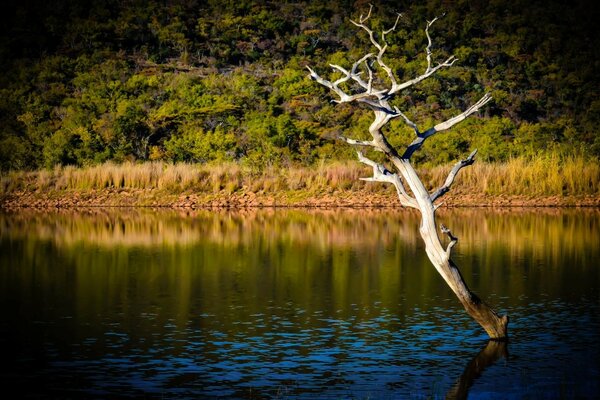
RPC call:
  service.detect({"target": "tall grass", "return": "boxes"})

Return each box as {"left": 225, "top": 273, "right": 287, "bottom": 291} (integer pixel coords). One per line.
{"left": 1, "top": 156, "right": 599, "bottom": 198}
{"left": 431, "top": 154, "right": 600, "bottom": 196}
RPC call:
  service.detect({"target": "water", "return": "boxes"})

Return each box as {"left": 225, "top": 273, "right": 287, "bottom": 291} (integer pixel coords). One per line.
{"left": 1, "top": 208, "right": 599, "bottom": 398}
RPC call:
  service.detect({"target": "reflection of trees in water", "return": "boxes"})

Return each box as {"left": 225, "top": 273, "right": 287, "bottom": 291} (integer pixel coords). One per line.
{"left": 1, "top": 208, "right": 598, "bottom": 253}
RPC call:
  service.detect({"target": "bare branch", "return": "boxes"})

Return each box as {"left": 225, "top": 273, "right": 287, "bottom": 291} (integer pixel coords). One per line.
{"left": 350, "top": 16, "right": 382, "bottom": 52}
{"left": 431, "top": 149, "right": 477, "bottom": 202}
{"left": 389, "top": 55, "right": 457, "bottom": 95}
{"left": 440, "top": 224, "right": 458, "bottom": 257}
{"left": 402, "top": 93, "right": 492, "bottom": 159}
{"left": 358, "top": 4, "right": 373, "bottom": 24}
{"left": 357, "top": 98, "right": 396, "bottom": 113}
{"left": 375, "top": 48, "right": 397, "bottom": 90}
{"left": 306, "top": 65, "right": 347, "bottom": 99}
{"left": 425, "top": 17, "right": 439, "bottom": 74}
{"left": 325, "top": 10, "right": 458, "bottom": 104}
{"left": 350, "top": 8, "right": 400, "bottom": 90}
{"left": 384, "top": 13, "right": 402, "bottom": 35}
{"left": 367, "top": 106, "right": 401, "bottom": 138}
{"left": 306, "top": 65, "right": 387, "bottom": 104}
{"left": 331, "top": 60, "right": 384, "bottom": 98}
{"left": 388, "top": 14, "right": 455, "bottom": 96}
{"left": 357, "top": 150, "right": 388, "bottom": 174}
{"left": 338, "top": 135, "right": 378, "bottom": 149}
{"left": 365, "top": 59, "right": 374, "bottom": 93}
{"left": 351, "top": 53, "right": 375, "bottom": 90}
{"left": 357, "top": 151, "right": 417, "bottom": 208}
{"left": 330, "top": 65, "right": 352, "bottom": 86}
{"left": 395, "top": 107, "right": 420, "bottom": 135}
{"left": 433, "top": 93, "right": 492, "bottom": 132}
{"left": 341, "top": 90, "right": 388, "bottom": 104}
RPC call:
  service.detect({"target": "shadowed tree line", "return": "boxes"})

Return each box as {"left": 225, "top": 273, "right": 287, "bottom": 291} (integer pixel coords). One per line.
{"left": 0, "top": 0, "right": 598, "bottom": 172}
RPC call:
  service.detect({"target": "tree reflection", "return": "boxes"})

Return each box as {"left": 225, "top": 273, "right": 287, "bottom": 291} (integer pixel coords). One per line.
{"left": 446, "top": 340, "right": 508, "bottom": 400}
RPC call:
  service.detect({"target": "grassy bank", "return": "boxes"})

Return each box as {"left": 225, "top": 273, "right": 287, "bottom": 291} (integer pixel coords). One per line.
{"left": 429, "top": 154, "right": 600, "bottom": 197}
{"left": 1, "top": 156, "right": 599, "bottom": 208}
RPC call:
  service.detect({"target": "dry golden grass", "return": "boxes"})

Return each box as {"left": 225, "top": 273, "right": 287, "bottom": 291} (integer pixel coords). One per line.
{"left": 1, "top": 156, "right": 599, "bottom": 198}
{"left": 432, "top": 154, "right": 600, "bottom": 196}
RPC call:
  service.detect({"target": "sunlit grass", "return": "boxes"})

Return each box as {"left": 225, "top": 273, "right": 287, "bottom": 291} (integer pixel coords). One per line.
{"left": 431, "top": 154, "right": 600, "bottom": 196}
{"left": 1, "top": 156, "right": 599, "bottom": 198}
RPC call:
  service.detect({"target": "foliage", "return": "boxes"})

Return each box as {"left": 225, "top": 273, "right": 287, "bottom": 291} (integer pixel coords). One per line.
{"left": 0, "top": 0, "right": 599, "bottom": 172}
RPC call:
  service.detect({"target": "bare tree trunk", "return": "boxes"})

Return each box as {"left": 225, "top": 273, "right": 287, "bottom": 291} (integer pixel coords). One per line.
{"left": 307, "top": 5, "right": 508, "bottom": 339}
{"left": 395, "top": 158, "right": 508, "bottom": 339}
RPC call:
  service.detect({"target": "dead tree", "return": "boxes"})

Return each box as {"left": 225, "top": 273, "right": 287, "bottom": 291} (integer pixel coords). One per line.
{"left": 307, "top": 6, "right": 508, "bottom": 339}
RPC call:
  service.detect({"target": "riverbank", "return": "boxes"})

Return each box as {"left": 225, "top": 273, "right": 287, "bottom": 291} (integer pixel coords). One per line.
{"left": 2, "top": 159, "right": 599, "bottom": 209}
{"left": 2, "top": 187, "right": 599, "bottom": 209}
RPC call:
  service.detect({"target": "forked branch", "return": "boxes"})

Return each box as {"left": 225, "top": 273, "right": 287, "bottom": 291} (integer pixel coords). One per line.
{"left": 425, "top": 16, "right": 446, "bottom": 74}
{"left": 387, "top": 15, "right": 456, "bottom": 95}
{"left": 440, "top": 224, "right": 458, "bottom": 257}
{"left": 350, "top": 6, "right": 401, "bottom": 90}
{"left": 431, "top": 149, "right": 477, "bottom": 202}
{"left": 433, "top": 93, "right": 492, "bottom": 132}
{"left": 357, "top": 151, "right": 417, "bottom": 208}
{"left": 338, "top": 135, "right": 378, "bottom": 149}
{"left": 402, "top": 93, "right": 492, "bottom": 159}
{"left": 308, "top": 9, "right": 463, "bottom": 108}
{"left": 307, "top": 64, "right": 386, "bottom": 104}
{"left": 425, "top": 17, "right": 438, "bottom": 74}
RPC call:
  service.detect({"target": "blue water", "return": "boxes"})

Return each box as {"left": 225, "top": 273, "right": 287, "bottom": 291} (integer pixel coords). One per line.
{"left": 1, "top": 208, "right": 599, "bottom": 398}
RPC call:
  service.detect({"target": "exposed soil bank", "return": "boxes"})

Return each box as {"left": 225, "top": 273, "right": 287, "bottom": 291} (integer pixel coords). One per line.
{"left": 2, "top": 188, "right": 599, "bottom": 209}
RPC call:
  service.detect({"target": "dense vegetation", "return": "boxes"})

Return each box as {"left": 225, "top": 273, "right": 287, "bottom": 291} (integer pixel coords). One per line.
{"left": 1, "top": 0, "right": 598, "bottom": 173}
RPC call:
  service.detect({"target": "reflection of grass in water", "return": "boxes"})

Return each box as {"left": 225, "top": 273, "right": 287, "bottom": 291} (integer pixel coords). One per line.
{"left": 0, "top": 207, "right": 423, "bottom": 249}
{"left": 1, "top": 208, "right": 597, "bottom": 262}
{"left": 2, "top": 156, "right": 599, "bottom": 197}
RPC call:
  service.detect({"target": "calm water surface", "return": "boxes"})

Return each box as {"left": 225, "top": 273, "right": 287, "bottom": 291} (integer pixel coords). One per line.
{"left": 1, "top": 208, "right": 599, "bottom": 399}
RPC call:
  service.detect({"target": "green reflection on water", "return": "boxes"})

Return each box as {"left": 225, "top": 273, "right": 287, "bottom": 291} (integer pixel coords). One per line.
{"left": 1, "top": 207, "right": 598, "bottom": 326}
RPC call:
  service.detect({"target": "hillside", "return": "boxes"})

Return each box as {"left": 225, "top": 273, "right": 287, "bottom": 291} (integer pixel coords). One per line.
{"left": 1, "top": 0, "right": 599, "bottom": 172}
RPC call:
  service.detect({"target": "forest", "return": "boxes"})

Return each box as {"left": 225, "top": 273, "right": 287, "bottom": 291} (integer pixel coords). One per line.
{"left": 0, "top": 0, "right": 598, "bottom": 173}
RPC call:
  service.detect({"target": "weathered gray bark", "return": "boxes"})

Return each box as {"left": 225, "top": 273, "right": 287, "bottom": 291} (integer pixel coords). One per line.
{"left": 395, "top": 157, "right": 508, "bottom": 339}
{"left": 308, "top": 6, "right": 508, "bottom": 339}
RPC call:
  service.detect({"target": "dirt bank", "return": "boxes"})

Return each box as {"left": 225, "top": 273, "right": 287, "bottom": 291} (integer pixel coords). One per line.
{"left": 2, "top": 188, "right": 599, "bottom": 209}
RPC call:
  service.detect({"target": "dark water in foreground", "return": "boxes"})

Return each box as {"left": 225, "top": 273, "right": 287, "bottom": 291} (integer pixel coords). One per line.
{"left": 0, "top": 208, "right": 599, "bottom": 399}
